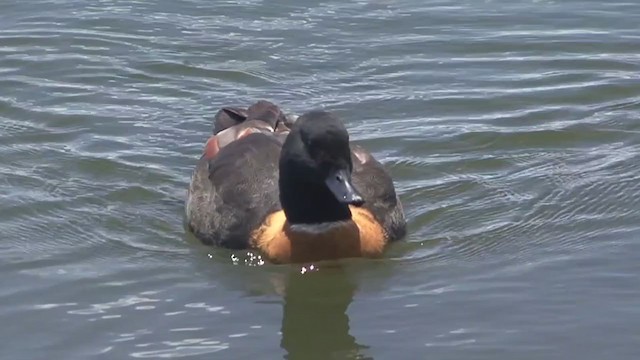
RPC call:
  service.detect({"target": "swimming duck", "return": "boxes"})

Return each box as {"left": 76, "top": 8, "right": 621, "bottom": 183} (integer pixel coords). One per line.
{"left": 186, "top": 103, "right": 406, "bottom": 264}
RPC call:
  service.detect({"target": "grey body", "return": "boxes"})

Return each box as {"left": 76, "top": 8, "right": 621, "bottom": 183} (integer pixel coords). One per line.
{"left": 185, "top": 123, "right": 405, "bottom": 249}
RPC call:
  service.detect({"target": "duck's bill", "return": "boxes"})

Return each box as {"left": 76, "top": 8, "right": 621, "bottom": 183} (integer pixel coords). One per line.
{"left": 325, "top": 169, "right": 365, "bottom": 206}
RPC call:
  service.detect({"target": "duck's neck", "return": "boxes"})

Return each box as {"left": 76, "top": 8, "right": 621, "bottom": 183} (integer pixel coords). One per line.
{"left": 279, "top": 177, "right": 352, "bottom": 225}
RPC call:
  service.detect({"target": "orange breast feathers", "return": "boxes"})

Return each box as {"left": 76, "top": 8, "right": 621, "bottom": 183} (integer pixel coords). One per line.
{"left": 251, "top": 206, "right": 387, "bottom": 264}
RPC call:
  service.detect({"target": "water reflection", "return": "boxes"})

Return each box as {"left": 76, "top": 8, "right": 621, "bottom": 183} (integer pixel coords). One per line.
{"left": 280, "top": 265, "right": 370, "bottom": 360}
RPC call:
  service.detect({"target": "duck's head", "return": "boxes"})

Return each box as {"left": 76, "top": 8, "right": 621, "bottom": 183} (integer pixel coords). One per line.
{"left": 279, "top": 111, "right": 364, "bottom": 225}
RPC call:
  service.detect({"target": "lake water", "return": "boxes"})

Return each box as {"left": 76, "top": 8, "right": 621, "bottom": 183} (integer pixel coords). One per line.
{"left": 2, "top": 0, "right": 640, "bottom": 359}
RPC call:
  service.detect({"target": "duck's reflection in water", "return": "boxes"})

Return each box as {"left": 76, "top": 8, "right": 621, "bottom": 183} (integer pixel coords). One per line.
{"left": 279, "top": 265, "right": 371, "bottom": 360}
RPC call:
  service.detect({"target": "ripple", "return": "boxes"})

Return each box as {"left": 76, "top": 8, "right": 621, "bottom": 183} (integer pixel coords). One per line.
{"left": 130, "top": 343, "right": 229, "bottom": 358}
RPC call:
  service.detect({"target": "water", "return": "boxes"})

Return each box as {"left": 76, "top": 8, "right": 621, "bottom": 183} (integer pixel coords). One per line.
{"left": 2, "top": 0, "right": 640, "bottom": 359}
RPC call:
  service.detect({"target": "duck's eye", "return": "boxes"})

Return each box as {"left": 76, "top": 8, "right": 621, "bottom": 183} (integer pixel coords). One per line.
{"left": 336, "top": 174, "right": 343, "bottom": 182}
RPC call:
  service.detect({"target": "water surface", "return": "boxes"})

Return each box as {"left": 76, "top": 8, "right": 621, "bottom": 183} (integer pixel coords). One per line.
{"left": 2, "top": 0, "right": 640, "bottom": 359}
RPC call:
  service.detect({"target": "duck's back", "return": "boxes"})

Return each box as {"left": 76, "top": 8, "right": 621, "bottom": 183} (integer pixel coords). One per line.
{"left": 186, "top": 133, "right": 283, "bottom": 249}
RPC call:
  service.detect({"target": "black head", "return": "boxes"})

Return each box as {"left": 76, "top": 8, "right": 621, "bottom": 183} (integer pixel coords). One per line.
{"left": 279, "top": 110, "right": 364, "bottom": 225}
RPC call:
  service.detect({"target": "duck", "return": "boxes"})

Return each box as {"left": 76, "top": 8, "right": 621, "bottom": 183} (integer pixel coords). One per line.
{"left": 186, "top": 101, "right": 406, "bottom": 264}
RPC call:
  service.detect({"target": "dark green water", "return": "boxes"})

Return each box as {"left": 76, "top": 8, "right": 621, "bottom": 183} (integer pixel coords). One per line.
{"left": 2, "top": 0, "right": 640, "bottom": 359}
